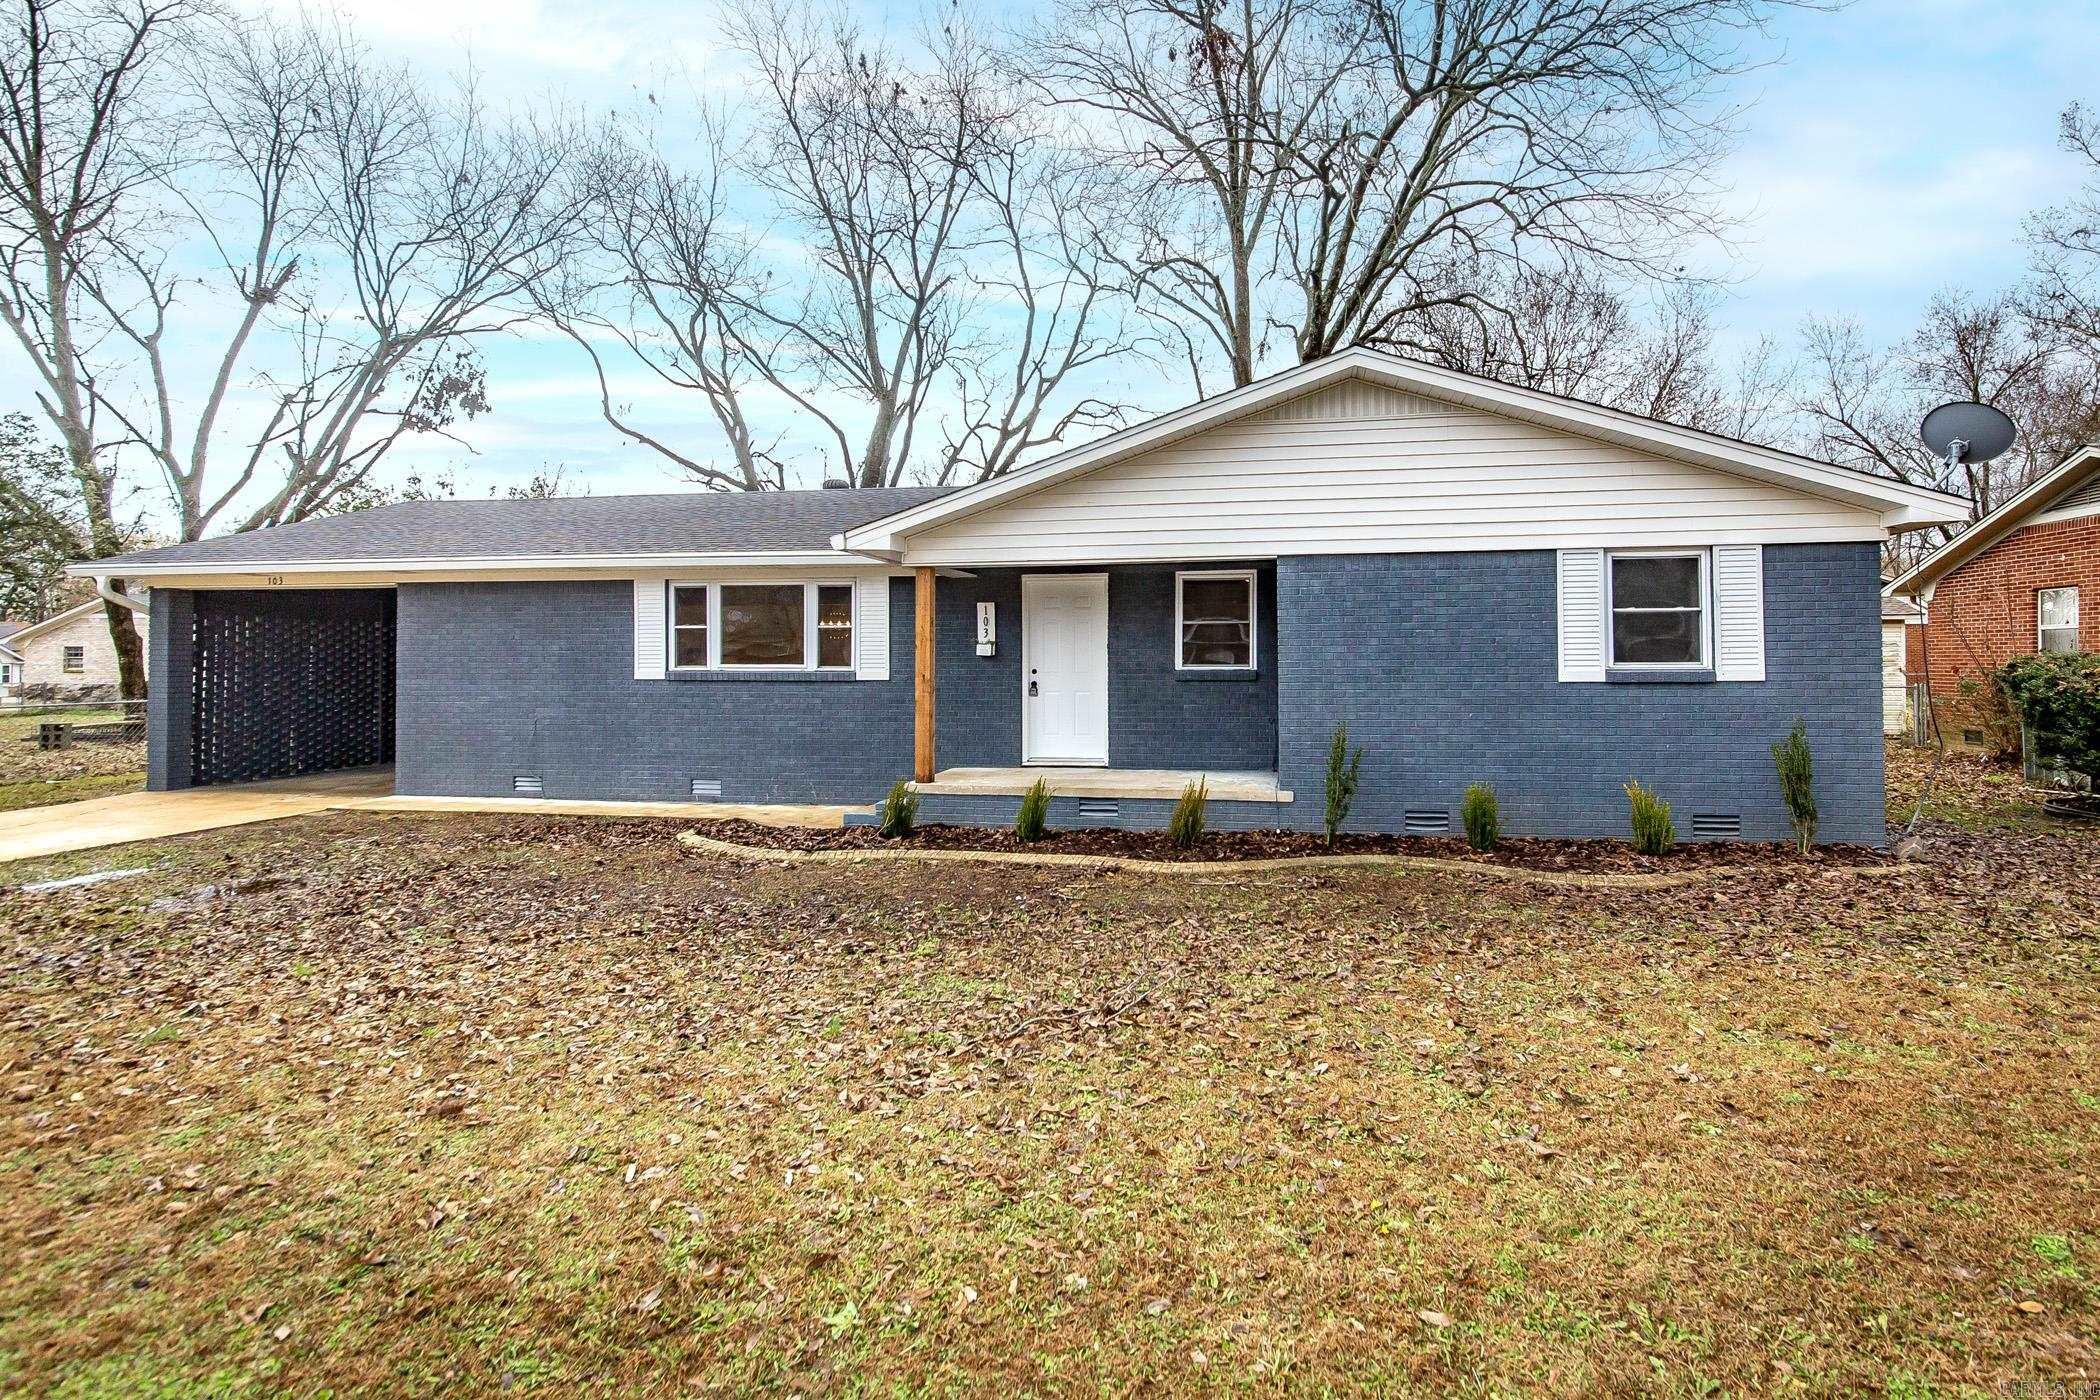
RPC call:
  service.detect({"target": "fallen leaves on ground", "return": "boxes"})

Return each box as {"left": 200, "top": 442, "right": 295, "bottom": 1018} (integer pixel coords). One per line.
{"left": 0, "top": 746, "right": 2094, "bottom": 1394}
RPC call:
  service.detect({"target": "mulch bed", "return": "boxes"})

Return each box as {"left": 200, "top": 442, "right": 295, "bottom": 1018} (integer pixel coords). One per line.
{"left": 687, "top": 817, "right": 1891, "bottom": 872}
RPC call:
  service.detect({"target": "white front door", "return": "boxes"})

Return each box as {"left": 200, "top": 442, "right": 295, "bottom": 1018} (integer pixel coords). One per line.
{"left": 1022, "top": 573, "right": 1109, "bottom": 765}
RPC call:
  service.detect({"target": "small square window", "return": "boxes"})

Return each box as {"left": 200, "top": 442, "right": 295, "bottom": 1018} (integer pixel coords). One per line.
{"left": 1609, "top": 552, "right": 1708, "bottom": 668}
{"left": 670, "top": 585, "right": 710, "bottom": 668}
{"left": 816, "top": 584, "right": 855, "bottom": 669}
{"left": 1177, "top": 572, "right": 1256, "bottom": 669}
{"left": 62, "top": 645, "right": 85, "bottom": 674}
{"left": 2039, "top": 586, "right": 2080, "bottom": 653}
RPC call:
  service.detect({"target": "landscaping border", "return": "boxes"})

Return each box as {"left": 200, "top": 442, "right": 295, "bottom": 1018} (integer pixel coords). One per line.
{"left": 677, "top": 831, "right": 1914, "bottom": 890}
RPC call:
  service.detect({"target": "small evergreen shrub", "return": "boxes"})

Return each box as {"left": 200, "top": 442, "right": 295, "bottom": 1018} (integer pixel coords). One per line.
{"left": 1168, "top": 778, "right": 1208, "bottom": 849}
{"left": 1996, "top": 652, "right": 2100, "bottom": 785}
{"left": 1624, "top": 780, "right": 1674, "bottom": 855}
{"left": 1323, "top": 723, "right": 1363, "bottom": 846}
{"left": 877, "top": 779, "right": 919, "bottom": 839}
{"left": 1014, "top": 778, "right": 1051, "bottom": 843}
{"left": 1461, "top": 783, "right": 1499, "bottom": 851}
{"left": 1771, "top": 720, "right": 1818, "bottom": 852}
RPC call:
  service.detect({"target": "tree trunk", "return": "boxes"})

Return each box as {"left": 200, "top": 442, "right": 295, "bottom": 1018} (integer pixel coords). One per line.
{"left": 100, "top": 588, "right": 148, "bottom": 702}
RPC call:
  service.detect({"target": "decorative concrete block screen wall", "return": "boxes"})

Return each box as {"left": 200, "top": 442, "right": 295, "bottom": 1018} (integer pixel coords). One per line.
{"left": 149, "top": 588, "right": 396, "bottom": 789}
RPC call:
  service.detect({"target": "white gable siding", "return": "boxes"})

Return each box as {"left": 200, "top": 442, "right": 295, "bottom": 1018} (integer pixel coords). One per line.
{"left": 1254, "top": 379, "right": 1440, "bottom": 422}
{"left": 901, "top": 399, "right": 1885, "bottom": 566}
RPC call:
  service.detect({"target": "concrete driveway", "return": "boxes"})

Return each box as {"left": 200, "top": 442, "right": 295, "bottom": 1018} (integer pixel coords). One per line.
{"left": 0, "top": 768, "right": 396, "bottom": 864}
{"left": 0, "top": 768, "right": 851, "bottom": 865}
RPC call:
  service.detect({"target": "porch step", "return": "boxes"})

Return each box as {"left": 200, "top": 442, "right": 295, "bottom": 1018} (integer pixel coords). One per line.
{"left": 911, "top": 767, "right": 1291, "bottom": 803}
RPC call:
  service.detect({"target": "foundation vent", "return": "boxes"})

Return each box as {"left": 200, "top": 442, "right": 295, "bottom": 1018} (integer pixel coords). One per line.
{"left": 1075, "top": 799, "right": 1121, "bottom": 824}
{"left": 690, "top": 778, "right": 724, "bottom": 799}
{"left": 512, "top": 775, "right": 544, "bottom": 796}
{"left": 1403, "top": 809, "right": 1451, "bottom": 835}
{"left": 1689, "top": 813, "right": 1741, "bottom": 839}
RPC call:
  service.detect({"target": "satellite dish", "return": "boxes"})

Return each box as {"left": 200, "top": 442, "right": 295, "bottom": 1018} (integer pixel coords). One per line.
{"left": 1920, "top": 401, "right": 2016, "bottom": 468}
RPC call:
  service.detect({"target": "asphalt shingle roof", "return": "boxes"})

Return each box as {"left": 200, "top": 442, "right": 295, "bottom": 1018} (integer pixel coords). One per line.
{"left": 91, "top": 487, "right": 953, "bottom": 571}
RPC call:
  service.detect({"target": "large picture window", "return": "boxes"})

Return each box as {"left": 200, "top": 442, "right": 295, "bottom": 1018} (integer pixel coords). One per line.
{"left": 2039, "top": 586, "right": 2080, "bottom": 653}
{"left": 668, "top": 581, "right": 855, "bottom": 671}
{"left": 1608, "top": 551, "right": 1708, "bottom": 668}
{"left": 1176, "top": 570, "right": 1256, "bottom": 669}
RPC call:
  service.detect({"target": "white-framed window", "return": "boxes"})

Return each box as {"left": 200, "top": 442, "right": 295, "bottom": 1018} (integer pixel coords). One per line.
{"left": 667, "top": 581, "right": 855, "bottom": 671}
{"left": 1606, "top": 549, "right": 1709, "bottom": 669}
{"left": 61, "top": 644, "right": 85, "bottom": 674}
{"left": 2038, "top": 586, "right": 2080, "bottom": 653}
{"left": 1176, "top": 569, "right": 1257, "bottom": 670}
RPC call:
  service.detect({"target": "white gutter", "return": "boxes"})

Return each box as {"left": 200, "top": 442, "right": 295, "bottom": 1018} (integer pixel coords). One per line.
{"left": 93, "top": 575, "right": 147, "bottom": 614}
{"left": 68, "top": 550, "right": 884, "bottom": 581}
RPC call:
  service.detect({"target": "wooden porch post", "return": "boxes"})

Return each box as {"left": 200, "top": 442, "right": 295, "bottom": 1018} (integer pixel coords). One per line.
{"left": 914, "top": 567, "right": 936, "bottom": 782}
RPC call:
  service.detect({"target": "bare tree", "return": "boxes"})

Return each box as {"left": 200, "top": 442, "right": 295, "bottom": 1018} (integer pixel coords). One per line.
{"left": 73, "top": 11, "right": 323, "bottom": 541}
{"left": 570, "top": 0, "right": 1140, "bottom": 490}
{"left": 215, "top": 41, "right": 589, "bottom": 528}
{"left": 1411, "top": 263, "right": 1792, "bottom": 439}
{"left": 543, "top": 108, "right": 784, "bottom": 492}
{"left": 1031, "top": 0, "right": 1778, "bottom": 390}
{"left": 0, "top": 0, "right": 195, "bottom": 696}
{"left": 1026, "top": 0, "right": 1340, "bottom": 390}
{"left": 2028, "top": 103, "right": 2100, "bottom": 368}
{"left": 1797, "top": 290, "right": 2100, "bottom": 567}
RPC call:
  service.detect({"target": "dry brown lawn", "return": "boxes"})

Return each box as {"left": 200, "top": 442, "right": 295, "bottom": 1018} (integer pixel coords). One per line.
{"left": 0, "top": 708, "right": 144, "bottom": 812}
{"left": 0, "top": 747, "right": 2096, "bottom": 1395}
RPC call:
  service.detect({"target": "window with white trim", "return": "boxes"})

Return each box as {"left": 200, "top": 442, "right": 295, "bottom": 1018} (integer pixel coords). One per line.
{"left": 62, "top": 645, "right": 85, "bottom": 674}
{"left": 1176, "top": 570, "right": 1256, "bottom": 669}
{"left": 667, "top": 581, "right": 855, "bottom": 670}
{"left": 2039, "top": 586, "right": 2080, "bottom": 653}
{"left": 1607, "top": 550, "right": 1709, "bottom": 668}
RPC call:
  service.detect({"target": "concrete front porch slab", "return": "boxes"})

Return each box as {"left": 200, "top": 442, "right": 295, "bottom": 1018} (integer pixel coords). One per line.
{"left": 913, "top": 767, "right": 1292, "bottom": 803}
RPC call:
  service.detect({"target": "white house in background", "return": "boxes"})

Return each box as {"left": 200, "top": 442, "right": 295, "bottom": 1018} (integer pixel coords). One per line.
{"left": 7, "top": 597, "right": 148, "bottom": 700}
{"left": 1880, "top": 595, "right": 1924, "bottom": 735}
{"left": 0, "top": 627, "right": 21, "bottom": 698}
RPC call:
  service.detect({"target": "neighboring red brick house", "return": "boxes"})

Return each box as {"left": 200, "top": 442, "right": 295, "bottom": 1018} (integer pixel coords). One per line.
{"left": 1886, "top": 444, "right": 2100, "bottom": 744}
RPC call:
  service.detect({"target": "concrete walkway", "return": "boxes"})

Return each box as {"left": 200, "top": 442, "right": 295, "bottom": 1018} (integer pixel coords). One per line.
{"left": 0, "top": 769, "right": 851, "bottom": 865}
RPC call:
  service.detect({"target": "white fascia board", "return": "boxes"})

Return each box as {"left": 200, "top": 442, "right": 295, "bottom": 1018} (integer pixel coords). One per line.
{"left": 842, "top": 348, "right": 1970, "bottom": 553}
{"left": 67, "top": 550, "right": 872, "bottom": 582}
{"left": 1885, "top": 444, "right": 2100, "bottom": 597}
{"left": 4, "top": 597, "right": 111, "bottom": 644}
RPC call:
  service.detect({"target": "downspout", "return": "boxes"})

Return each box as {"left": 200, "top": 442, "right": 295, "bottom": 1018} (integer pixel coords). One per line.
{"left": 93, "top": 575, "right": 147, "bottom": 615}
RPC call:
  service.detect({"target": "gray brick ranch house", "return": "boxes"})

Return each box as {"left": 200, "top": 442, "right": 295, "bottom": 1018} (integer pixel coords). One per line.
{"left": 75, "top": 350, "right": 1965, "bottom": 844}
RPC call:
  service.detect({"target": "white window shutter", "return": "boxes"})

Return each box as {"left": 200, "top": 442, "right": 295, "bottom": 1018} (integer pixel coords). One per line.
{"left": 1713, "top": 545, "right": 1765, "bottom": 681}
{"left": 633, "top": 577, "right": 666, "bottom": 680}
{"left": 855, "top": 574, "right": 891, "bottom": 680}
{"left": 1556, "top": 549, "right": 1606, "bottom": 682}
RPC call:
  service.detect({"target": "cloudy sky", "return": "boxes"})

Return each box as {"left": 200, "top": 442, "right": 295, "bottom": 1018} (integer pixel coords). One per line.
{"left": 21, "top": 0, "right": 2100, "bottom": 523}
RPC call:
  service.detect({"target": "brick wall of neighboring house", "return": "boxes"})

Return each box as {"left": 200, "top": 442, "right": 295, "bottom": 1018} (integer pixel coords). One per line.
{"left": 1910, "top": 514, "right": 2100, "bottom": 743}
{"left": 17, "top": 604, "right": 147, "bottom": 701}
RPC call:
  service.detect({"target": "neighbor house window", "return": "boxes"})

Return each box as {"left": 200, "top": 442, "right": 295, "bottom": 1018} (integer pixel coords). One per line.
{"left": 62, "top": 645, "right": 85, "bottom": 674}
{"left": 667, "top": 582, "right": 854, "bottom": 671}
{"left": 2039, "top": 586, "right": 2080, "bottom": 653}
{"left": 1608, "top": 550, "right": 1708, "bottom": 668}
{"left": 1176, "top": 570, "right": 1257, "bottom": 669}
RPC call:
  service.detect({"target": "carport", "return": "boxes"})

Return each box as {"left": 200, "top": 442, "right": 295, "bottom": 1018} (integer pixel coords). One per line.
{"left": 147, "top": 588, "right": 397, "bottom": 791}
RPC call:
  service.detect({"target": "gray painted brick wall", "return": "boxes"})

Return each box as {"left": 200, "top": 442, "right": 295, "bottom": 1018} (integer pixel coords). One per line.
{"left": 159, "top": 541, "right": 1884, "bottom": 844}
{"left": 395, "top": 579, "right": 916, "bottom": 803}
{"left": 1273, "top": 543, "right": 1887, "bottom": 845}
{"left": 933, "top": 564, "right": 1277, "bottom": 770}
{"left": 146, "top": 587, "right": 195, "bottom": 791}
